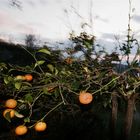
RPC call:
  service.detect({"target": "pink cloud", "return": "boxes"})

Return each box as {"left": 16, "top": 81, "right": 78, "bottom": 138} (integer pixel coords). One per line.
{"left": 0, "top": 11, "right": 16, "bottom": 27}
{"left": 15, "top": 23, "right": 35, "bottom": 34}
{"left": 119, "top": 54, "right": 140, "bottom": 63}
{"left": 0, "top": 10, "right": 36, "bottom": 35}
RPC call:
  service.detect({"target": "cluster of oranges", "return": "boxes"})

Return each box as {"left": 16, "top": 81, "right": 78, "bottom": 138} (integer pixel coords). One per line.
{"left": 15, "top": 74, "right": 33, "bottom": 82}
{"left": 2, "top": 91, "right": 93, "bottom": 136}
{"left": 3, "top": 99, "right": 17, "bottom": 119}
{"left": 2, "top": 71, "right": 93, "bottom": 136}
{"left": 15, "top": 121, "right": 47, "bottom": 136}
{"left": 3, "top": 98, "right": 47, "bottom": 136}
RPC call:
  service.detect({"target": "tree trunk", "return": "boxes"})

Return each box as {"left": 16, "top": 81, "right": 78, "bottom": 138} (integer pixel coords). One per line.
{"left": 110, "top": 92, "right": 118, "bottom": 140}
{"left": 123, "top": 93, "right": 137, "bottom": 140}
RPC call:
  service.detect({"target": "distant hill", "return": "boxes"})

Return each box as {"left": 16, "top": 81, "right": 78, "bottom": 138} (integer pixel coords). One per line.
{"left": 0, "top": 41, "right": 35, "bottom": 66}
{"left": 0, "top": 40, "right": 63, "bottom": 67}
{"left": 0, "top": 40, "right": 130, "bottom": 73}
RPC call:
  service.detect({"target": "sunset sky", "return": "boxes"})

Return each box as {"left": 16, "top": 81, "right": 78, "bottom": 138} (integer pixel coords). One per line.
{"left": 0, "top": 0, "right": 140, "bottom": 51}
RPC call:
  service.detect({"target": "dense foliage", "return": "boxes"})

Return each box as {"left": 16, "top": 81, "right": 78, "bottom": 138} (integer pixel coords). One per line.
{"left": 0, "top": 31, "right": 140, "bottom": 140}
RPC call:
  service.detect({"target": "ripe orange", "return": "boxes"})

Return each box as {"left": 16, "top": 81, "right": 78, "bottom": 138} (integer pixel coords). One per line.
{"left": 5, "top": 99, "right": 17, "bottom": 109}
{"left": 65, "top": 58, "right": 73, "bottom": 64}
{"left": 15, "top": 125, "right": 28, "bottom": 136}
{"left": 3, "top": 109, "right": 15, "bottom": 118}
{"left": 15, "top": 75, "right": 26, "bottom": 81}
{"left": 79, "top": 91, "right": 93, "bottom": 104}
{"left": 34, "top": 122, "right": 47, "bottom": 132}
{"left": 24, "top": 74, "right": 33, "bottom": 81}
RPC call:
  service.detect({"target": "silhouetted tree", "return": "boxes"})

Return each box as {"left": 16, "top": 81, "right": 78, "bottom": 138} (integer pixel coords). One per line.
{"left": 25, "top": 34, "right": 37, "bottom": 48}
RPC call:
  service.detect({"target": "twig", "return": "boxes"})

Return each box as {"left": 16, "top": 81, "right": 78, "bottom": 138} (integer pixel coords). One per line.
{"left": 92, "top": 76, "right": 120, "bottom": 95}
{"left": 28, "top": 101, "right": 63, "bottom": 128}
{"left": 59, "top": 86, "right": 66, "bottom": 105}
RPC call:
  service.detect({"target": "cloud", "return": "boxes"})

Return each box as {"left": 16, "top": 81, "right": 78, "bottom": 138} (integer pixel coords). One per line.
{"left": 23, "top": 0, "right": 48, "bottom": 7}
{"left": 119, "top": 54, "right": 139, "bottom": 63}
{"left": 18, "top": 0, "right": 36, "bottom": 7}
{"left": 0, "top": 34, "right": 11, "bottom": 42}
{"left": 133, "top": 14, "right": 140, "bottom": 23}
{"left": 25, "top": 0, "right": 36, "bottom": 7}
{"left": 0, "top": 11, "right": 16, "bottom": 27}
{"left": 101, "top": 32, "right": 128, "bottom": 43}
{"left": 27, "top": 0, "right": 36, "bottom": 7}
{"left": 27, "top": 22, "right": 45, "bottom": 28}
{"left": 15, "top": 23, "right": 35, "bottom": 34}
{"left": 94, "top": 15, "right": 109, "bottom": 23}
{"left": 39, "top": 0, "right": 48, "bottom": 5}
{"left": 101, "top": 33, "right": 116, "bottom": 40}
{"left": 96, "top": 38, "right": 117, "bottom": 53}
{"left": 0, "top": 10, "right": 36, "bottom": 37}
{"left": 0, "top": 12, "right": 8, "bottom": 25}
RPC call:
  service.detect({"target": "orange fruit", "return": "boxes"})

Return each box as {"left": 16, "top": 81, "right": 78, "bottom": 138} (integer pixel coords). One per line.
{"left": 15, "top": 125, "right": 28, "bottom": 136}
{"left": 5, "top": 99, "right": 17, "bottom": 109}
{"left": 15, "top": 75, "right": 26, "bottom": 81}
{"left": 24, "top": 74, "right": 33, "bottom": 81}
{"left": 79, "top": 91, "right": 93, "bottom": 104}
{"left": 34, "top": 122, "right": 47, "bottom": 132}
{"left": 65, "top": 58, "right": 73, "bottom": 64}
{"left": 3, "top": 109, "right": 15, "bottom": 118}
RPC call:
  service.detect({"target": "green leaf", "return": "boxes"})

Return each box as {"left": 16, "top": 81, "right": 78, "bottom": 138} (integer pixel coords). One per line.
{"left": 15, "top": 82, "right": 22, "bottom": 90}
{"left": 47, "top": 64, "right": 54, "bottom": 72}
{"left": 43, "top": 87, "right": 52, "bottom": 95}
{"left": 0, "top": 63, "right": 7, "bottom": 70}
{"left": 22, "top": 82, "right": 32, "bottom": 87}
{"left": 55, "top": 68, "right": 59, "bottom": 75}
{"left": 4, "top": 77, "right": 9, "bottom": 84}
{"left": 25, "top": 94, "right": 33, "bottom": 103}
{"left": 24, "top": 117, "right": 30, "bottom": 123}
{"left": 4, "top": 76, "right": 13, "bottom": 84}
{"left": 17, "top": 99, "right": 25, "bottom": 103}
{"left": 83, "top": 40, "right": 92, "bottom": 49}
{"left": 18, "top": 104, "right": 27, "bottom": 110}
{"left": 8, "top": 76, "right": 13, "bottom": 81}
{"left": 54, "top": 90, "right": 59, "bottom": 98}
{"left": 38, "top": 49, "right": 51, "bottom": 55}
{"left": 44, "top": 72, "right": 52, "bottom": 77}
{"left": 4, "top": 112, "right": 11, "bottom": 122}
{"left": 8, "top": 68, "right": 17, "bottom": 73}
{"left": 21, "top": 86, "right": 30, "bottom": 90}
{"left": 34, "top": 60, "right": 45, "bottom": 68}
{"left": 14, "top": 111, "right": 24, "bottom": 118}
{"left": 71, "top": 81, "right": 80, "bottom": 90}
{"left": 61, "top": 70, "right": 67, "bottom": 75}
{"left": 103, "top": 102, "right": 108, "bottom": 108}
{"left": 67, "top": 71, "right": 72, "bottom": 75}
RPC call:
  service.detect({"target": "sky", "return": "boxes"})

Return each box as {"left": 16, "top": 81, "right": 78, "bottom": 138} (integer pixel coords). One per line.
{"left": 0, "top": 0, "right": 140, "bottom": 52}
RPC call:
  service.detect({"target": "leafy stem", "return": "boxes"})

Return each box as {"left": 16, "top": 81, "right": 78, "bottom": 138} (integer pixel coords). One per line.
{"left": 92, "top": 76, "right": 120, "bottom": 95}
{"left": 28, "top": 101, "right": 63, "bottom": 128}
{"left": 20, "top": 45, "right": 44, "bottom": 74}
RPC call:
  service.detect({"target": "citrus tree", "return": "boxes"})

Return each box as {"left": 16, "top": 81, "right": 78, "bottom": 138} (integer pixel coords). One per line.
{"left": 1, "top": 28, "right": 140, "bottom": 140}
{"left": 0, "top": 0, "right": 139, "bottom": 140}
